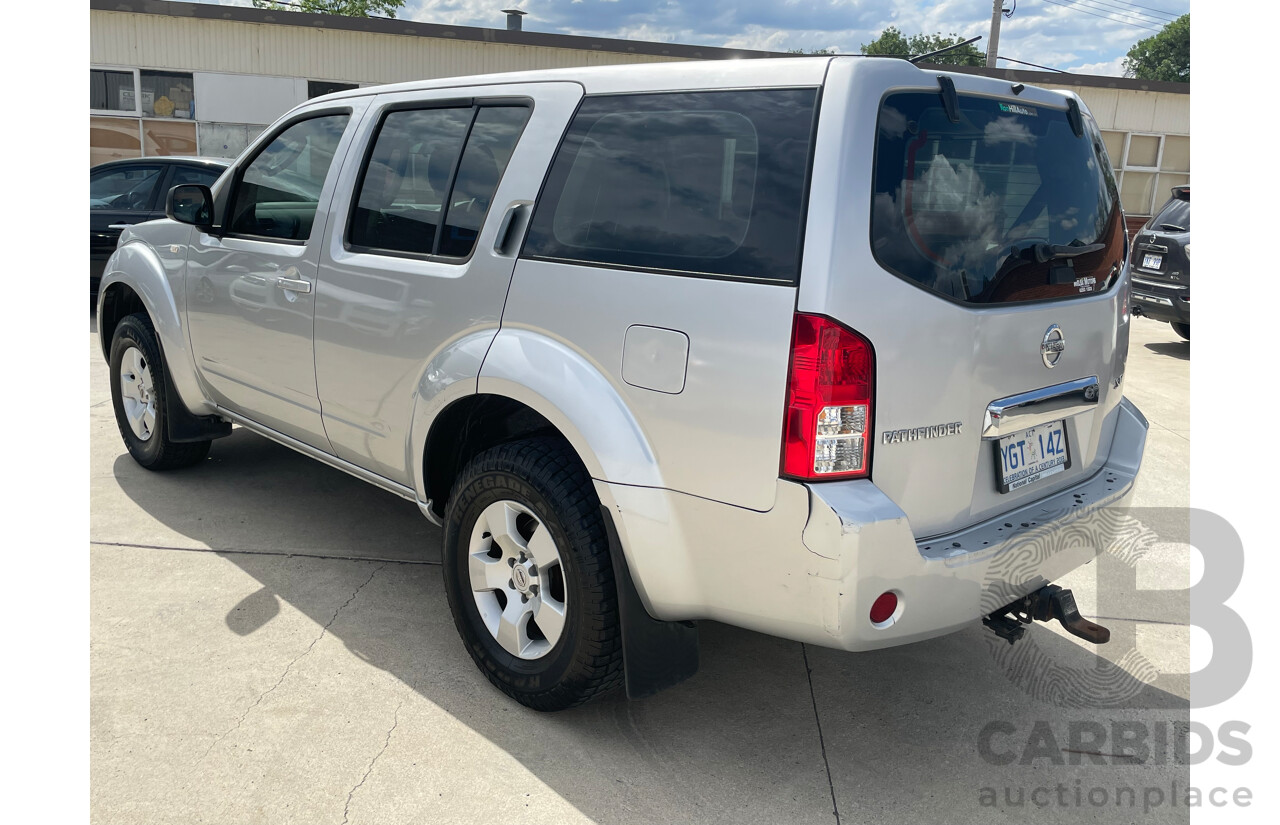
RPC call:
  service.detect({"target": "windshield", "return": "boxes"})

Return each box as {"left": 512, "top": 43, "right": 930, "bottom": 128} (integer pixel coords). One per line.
{"left": 1150, "top": 194, "right": 1190, "bottom": 231}
{"left": 871, "top": 91, "right": 1125, "bottom": 304}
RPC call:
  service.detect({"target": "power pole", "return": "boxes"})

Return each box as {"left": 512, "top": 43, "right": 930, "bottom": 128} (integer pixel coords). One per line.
{"left": 986, "top": 0, "right": 1003, "bottom": 68}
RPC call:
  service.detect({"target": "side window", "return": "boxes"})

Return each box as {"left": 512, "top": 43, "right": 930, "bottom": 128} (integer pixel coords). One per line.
{"left": 523, "top": 89, "right": 818, "bottom": 283}
{"left": 438, "top": 106, "right": 530, "bottom": 257}
{"left": 349, "top": 107, "right": 472, "bottom": 256}
{"left": 171, "top": 165, "right": 224, "bottom": 188}
{"left": 227, "top": 114, "right": 350, "bottom": 242}
{"left": 90, "top": 165, "right": 164, "bottom": 212}
{"left": 349, "top": 104, "right": 530, "bottom": 259}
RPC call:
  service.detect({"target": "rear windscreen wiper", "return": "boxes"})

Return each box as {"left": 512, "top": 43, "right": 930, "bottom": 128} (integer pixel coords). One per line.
{"left": 1032, "top": 242, "right": 1104, "bottom": 263}
{"left": 1158, "top": 224, "right": 1188, "bottom": 232}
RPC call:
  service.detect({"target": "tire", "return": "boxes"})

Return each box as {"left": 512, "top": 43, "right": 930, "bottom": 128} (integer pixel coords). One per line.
{"left": 1171, "top": 322, "right": 1190, "bottom": 341}
{"left": 109, "top": 313, "right": 213, "bottom": 471}
{"left": 442, "top": 437, "right": 623, "bottom": 711}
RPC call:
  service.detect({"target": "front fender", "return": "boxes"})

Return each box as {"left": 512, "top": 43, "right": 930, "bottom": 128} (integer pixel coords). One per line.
{"left": 97, "top": 225, "right": 213, "bottom": 418}
{"left": 477, "top": 328, "right": 662, "bottom": 488}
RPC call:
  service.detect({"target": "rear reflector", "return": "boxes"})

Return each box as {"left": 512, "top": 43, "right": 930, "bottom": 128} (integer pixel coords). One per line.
{"left": 870, "top": 591, "right": 898, "bottom": 625}
{"left": 781, "top": 314, "right": 874, "bottom": 480}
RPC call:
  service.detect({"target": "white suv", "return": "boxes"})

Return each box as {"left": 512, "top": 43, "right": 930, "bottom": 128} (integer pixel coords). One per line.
{"left": 97, "top": 57, "right": 1147, "bottom": 710}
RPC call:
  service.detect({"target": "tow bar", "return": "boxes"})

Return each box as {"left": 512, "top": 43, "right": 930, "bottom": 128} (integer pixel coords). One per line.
{"left": 983, "top": 585, "right": 1111, "bottom": 645}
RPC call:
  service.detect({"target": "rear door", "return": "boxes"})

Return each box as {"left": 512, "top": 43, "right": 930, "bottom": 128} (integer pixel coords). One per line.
{"left": 312, "top": 82, "right": 582, "bottom": 485}
{"left": 802, "top": 60, "right": 1130, "bottom": 537}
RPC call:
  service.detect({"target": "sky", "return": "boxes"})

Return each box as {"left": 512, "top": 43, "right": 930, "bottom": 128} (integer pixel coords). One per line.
{"left": 182, "top": 1, "right": 1192, "bottom": 77}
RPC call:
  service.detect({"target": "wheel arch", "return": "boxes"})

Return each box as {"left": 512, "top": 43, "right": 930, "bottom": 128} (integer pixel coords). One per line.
{"left": 416, "top": 327, "right": 663, "bottom": 519}
{"left": 96, "top": 239, "right": 212, "bottom": 418}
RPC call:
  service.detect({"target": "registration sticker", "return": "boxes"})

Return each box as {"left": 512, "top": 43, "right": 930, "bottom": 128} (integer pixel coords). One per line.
{"left": 996, "top": 420, "right": 1070, "bottom": 493}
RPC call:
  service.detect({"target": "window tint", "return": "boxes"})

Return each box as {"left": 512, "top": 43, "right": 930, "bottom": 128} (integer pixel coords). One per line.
{"left": 90, "top": 165, "right": 164, "bottom": 211}
{"left": 439, "top": 106, "right": 530, "bottom": 257}
{"left": 349, "top": 107, "right": 472, "bottom": 256}
{"left": 170, "top": 165, "right": 224, "bottom": 188}
{"left": 523, "top": 89, "right": 818, "bottom": 283}
{"left": 871, "top": 92, "right": 1125, "bottom": 304}
{"left": 228, "top": 114, "right": 349, "bottom": 241}
{"left": 350, "top": 104, "right": 529, "bottom": 259}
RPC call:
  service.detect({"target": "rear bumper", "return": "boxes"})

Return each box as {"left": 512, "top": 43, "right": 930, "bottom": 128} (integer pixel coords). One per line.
{"left": 600, "top": 397, "right": 1148, "bottom": 652}
{"left": 1130, "top": 278, "right": 1190, "bottom": 324}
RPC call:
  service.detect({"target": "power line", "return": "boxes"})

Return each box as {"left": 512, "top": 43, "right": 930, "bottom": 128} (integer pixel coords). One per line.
{"left": 1060, "top": 0, "right": 1177, "bottom": 25}
{"left": 1038, "top": 0, "right": 1165, "bottom": 33}
{"left": 1090, "top": 0, "right": 1183, "bottom": 18}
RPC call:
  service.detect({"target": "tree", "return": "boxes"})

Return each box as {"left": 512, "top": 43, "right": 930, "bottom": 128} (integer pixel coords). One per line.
{"left": 1123, "top": 14, "right": 1189, "bottom": 83}
{"left": 860, "top": 27, "right": 986, "bottom": 67}
{"left": 251, "top": 1, "right": 406, "bottom": 18}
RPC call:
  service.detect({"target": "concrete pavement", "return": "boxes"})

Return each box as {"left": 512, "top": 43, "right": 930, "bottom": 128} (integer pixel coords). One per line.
{"left": 90, "top": 312, "right": 1191, "bottom": 824}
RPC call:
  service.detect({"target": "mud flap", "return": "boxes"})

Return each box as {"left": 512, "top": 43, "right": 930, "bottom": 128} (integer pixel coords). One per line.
{"left": 599, "top": 505, "right": 700, "bottom": 699}
{"left": 164, "top": 389, "right": 231, "bottom": 443}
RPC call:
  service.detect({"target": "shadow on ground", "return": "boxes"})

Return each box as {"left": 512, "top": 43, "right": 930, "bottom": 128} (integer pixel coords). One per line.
{"left": 1144, "top": 341, "right": 1190, "bottom": 361}
{"left": 108, "top": 429, "right": 1190, "bottom": 824}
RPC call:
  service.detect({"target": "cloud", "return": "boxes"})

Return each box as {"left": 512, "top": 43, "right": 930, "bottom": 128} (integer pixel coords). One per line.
{"left": 169, "top": 1, "right": 1189, "bottom": 75}
{"left": 1067, "top": 56, "right": 1127, "bottom": 78}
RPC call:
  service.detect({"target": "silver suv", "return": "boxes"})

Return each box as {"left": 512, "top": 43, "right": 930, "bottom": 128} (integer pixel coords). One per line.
{"left": 97, "top": 57, "right": 1147, "bottom": 711}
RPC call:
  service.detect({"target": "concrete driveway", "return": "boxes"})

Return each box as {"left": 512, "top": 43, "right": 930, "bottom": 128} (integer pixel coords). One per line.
{"left": 90, "top": 312, "right": 1191, "bottom": 825}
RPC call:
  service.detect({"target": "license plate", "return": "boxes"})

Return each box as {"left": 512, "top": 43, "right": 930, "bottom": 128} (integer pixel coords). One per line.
{"left": 996, "top": 420, "right": 1069, "bottom": 493}
{"left": 1142, "top": 252, "right": 1163, "bottom": 269}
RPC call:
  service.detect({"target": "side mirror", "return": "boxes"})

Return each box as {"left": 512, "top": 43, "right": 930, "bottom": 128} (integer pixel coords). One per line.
{"left": 166, "top": 184, "right": 214, "bottom": 228}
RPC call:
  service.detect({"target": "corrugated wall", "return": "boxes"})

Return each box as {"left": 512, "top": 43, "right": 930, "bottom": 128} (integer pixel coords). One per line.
{"left": 1060, "top": 87, "right": 1189, "bottom": 136}
{"left": 90, "top": 10, "right": 685, "bottom": 84}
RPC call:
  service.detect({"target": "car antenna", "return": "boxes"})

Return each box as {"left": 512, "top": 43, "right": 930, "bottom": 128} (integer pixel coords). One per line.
{"left": 909, "top": 35, "right": 983, "bottom": 64}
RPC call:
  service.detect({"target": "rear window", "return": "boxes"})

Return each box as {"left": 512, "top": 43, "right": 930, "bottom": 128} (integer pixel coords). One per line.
{"left": 1150, "top": 192, "right": 1190, "bottom": 232}
{"left": 523, "top": 89, "right": 818, "bottom": 283}
{"left": 871, "top": 91, "right": 1125, "bottom": 304}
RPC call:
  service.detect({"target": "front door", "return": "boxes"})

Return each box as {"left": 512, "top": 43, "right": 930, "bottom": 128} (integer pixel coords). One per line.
{"left": 185, "top": 105, "right": 367, "bottom": 450}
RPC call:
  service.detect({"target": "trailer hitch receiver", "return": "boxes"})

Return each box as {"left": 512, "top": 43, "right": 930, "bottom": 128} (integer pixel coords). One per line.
{"left": 983, "top": 585, "right": 1111, "bottom": 645}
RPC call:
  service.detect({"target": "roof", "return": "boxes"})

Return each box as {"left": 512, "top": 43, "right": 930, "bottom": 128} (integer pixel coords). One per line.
{"left": 308, "top": 57, "right": 835, "bottom": 102}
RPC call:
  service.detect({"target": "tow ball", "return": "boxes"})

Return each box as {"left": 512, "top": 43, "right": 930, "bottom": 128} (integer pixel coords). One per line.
{"left": 983, "top": 585, "right": 1111, "bottom": 645}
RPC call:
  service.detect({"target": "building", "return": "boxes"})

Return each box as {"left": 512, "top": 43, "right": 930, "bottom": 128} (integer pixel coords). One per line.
{"left": 89, "top": 0, "right": 1189, "bottom": 221}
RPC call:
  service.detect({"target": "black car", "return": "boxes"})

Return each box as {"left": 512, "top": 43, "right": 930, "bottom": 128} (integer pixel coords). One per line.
{"left": 1128, "top": 185, "right": 1190, "bottom": 340}
{"left": 91, "top": 157, "right": 229, "bottom": 294}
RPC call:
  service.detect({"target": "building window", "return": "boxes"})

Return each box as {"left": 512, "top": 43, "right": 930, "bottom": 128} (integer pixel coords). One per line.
{"left": 309, "top": 80, "right": 359, "bottom": 99}
{"left": 91, "top": 68, "right": 140, "bottom": 115}
{"left": 140, "top": 70, "right": 195, "bottom": 119}
{"left": 1100, "top": 130, "right": 1190, "bottom": 216}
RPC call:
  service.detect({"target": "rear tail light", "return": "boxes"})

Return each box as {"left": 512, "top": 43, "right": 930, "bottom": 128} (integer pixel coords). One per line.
{"left": 781, "top": 313, "right": 874, "bottom": 480}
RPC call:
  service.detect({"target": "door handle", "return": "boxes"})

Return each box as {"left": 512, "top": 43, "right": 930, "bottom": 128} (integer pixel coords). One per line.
{"left": 493, "top": 202, "right": 531, "bottom": 256}
{"left": 276, "top": 277, "right": 312, "bottom": 294}
{"left": 982, "top": 376, "right": 1100, "bottom": 439}
{"left": 108, "top": 223, "right": 134, "bottom": 230}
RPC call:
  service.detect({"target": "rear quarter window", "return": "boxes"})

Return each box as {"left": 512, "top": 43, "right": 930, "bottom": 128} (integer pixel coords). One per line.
{"left": 523, "top": 88, "right": 818, "bottom": 283}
